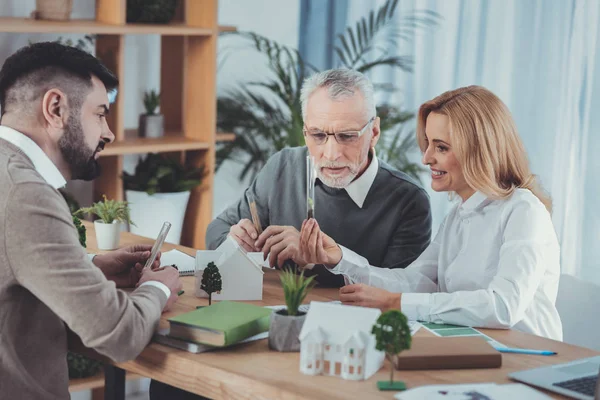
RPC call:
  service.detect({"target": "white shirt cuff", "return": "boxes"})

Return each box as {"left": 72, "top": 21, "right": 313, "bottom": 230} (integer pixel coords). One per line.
{"left": 87, "top": 253, "right": 96, "bottom": 262}
{"left": 139, "top": 281, "right": 171, "bottom": 300}
{"left": 328, "top": 246, "right": 371, "bottom": 285}
{"left": 401, "top": 292, "right": 432, "bottom": 322}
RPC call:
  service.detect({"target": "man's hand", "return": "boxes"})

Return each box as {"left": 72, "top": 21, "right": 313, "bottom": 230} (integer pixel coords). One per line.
{"left": 138, "top": 266, "right": 183, "bottom": 312}
{"left": 255, "top": 225, "right": 305, "bottom": 269}
{"left": 93, "top": 245, "right": 161, "bottom": 288}
{"left": 229, "top": 219, "right": 260, "bottom": 252}
{"left": 339, "top": 284, "right": 402, "bottom": 312}
{"left": 299, "top": 219, "right": 342, "bottom": 267}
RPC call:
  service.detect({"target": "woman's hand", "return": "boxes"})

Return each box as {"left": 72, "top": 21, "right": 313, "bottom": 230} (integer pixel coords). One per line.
{"left": 299, "top": 218, "right": 342, "bottom": 267}
{"left": 339, "top": 283, "right": 402, "bottom": 312}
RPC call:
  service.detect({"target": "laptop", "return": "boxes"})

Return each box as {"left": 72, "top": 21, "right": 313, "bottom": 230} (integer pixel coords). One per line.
{"left": 509, "top": 356, "right": 600, "bottom": 399}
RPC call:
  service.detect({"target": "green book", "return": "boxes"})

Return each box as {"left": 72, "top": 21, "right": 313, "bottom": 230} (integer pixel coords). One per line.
{"left": 167, "top": 301, "right": 272, "bottom": 347}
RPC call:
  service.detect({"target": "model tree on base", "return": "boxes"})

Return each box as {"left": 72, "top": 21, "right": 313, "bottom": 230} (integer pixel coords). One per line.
{"left": 372, "top": 310, "right": 412, "bottom": 391}
{"left": 201, "top": 262, "right": 222, "bottom": 305}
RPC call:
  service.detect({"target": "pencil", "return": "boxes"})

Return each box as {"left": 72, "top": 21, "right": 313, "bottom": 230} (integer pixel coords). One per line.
{"left": 246, "top": 192, "right": 263, "bottom": 235}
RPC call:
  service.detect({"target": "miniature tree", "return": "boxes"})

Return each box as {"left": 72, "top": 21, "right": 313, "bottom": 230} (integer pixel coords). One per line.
{"left": 201, "top": 262, "right": 222, "bottom": 305}
{"left": 372, "top": 310, "right": 412, "bottom": 391}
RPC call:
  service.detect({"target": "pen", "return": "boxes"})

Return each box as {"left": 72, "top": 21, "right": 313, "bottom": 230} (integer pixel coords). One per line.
{"left": 494, "top": 347, "right": 556, "bottom": 356}
{"left": 177, "top": 290, "right": 184, "bottom": 296}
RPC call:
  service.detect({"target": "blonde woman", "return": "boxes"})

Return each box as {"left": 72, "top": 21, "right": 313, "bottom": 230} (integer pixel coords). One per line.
{"left": 298, "top": 85, "right": 562, "bottom": 340}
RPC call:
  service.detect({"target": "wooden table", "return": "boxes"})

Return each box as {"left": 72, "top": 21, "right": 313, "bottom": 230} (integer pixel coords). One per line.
{"left": 84, "top": 224, "right": 599, "bottom": 399}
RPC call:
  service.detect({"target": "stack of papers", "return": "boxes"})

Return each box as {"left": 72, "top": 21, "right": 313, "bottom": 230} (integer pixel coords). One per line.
{"left": 394, "top": 383, "right": 551, "bottom": 399}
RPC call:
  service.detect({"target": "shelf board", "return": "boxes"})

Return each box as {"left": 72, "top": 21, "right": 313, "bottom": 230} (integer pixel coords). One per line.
{"left": 100, "top": 136, "right": 211, "bottom": 156}
{"left": 69, "top": 372, "right": 142, "bottom": 392}
{"left": 0, "top": 18, "right": 234, "bottom": 35}
{"left": 216, "top": 132, "right": 236, "bottom": 142}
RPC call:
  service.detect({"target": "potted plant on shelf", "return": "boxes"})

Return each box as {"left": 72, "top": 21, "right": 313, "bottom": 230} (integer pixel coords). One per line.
{"left": 126, "top": 0, "right": 178, "bottom": 24}
{"left": 372, "top": 310, "right": 412, "bottom": 391}
{"left": 138, "top": 90, "right": 163, "bottom": 138}
{"left": 75, "top": 195, "right": 134, "bottom": 250}
{"left": 269, "top": 267, "right": 315, "bottom": 352}
{"left": 33, "top": 0, "right": 73, "bottom": 21}
{"left": 122, "top": 153, "right": 204, "bottom": 244}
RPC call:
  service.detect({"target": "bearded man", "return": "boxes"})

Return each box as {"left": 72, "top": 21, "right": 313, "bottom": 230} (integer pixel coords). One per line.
{"left": 206, "top": 68, "right": 432, "bottom": 287}
{"left": 0, "top": 42, "right": 183, "bottom": 399}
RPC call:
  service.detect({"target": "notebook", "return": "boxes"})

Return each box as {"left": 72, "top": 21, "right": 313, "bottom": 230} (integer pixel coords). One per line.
{"left": 395, "top": 336, "right": 502, "bottom": 370}
{"left": 168, "top": 301, "right": 272, "bottom": 347}
{"left": 160, "top": 249, "right": 195, "bottom": 276}
{"left": 153, "top": 327, "right": 269, "bottom": 353}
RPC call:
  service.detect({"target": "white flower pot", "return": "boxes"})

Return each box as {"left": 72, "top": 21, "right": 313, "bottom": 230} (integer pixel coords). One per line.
{"left": 126, "top": 190, "right": 191, "bottom": 244}
{"left": 138, "top": 114, "right": 164, "bottom": 138}
{"left": 94, "top": 220, "right": 121, "bottom": 250}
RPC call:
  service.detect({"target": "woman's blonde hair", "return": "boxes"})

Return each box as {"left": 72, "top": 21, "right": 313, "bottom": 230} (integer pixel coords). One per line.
{"left": 416, "top": 85, "right": 552, "bottom": 212}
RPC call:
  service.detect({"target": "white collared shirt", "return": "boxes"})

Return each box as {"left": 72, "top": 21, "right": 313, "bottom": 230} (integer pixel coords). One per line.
{"left": 331, "top": 188, "right": 563, "bottom": 340}
{"left": 0, "top": 125, "right": 171, "bottom": 300}
{"left": 0, "top": 126, "right": 66, "bottom": 189}
{"left": 343, "top": 154, "right": 379, "bottom": 208}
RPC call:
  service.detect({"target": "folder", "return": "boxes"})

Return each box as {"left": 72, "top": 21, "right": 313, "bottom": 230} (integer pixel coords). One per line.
{"left": 395, "top": 336, "right": 502, "bottom": 370}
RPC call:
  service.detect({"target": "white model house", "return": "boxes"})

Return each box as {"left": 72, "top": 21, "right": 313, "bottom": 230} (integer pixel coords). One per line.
{"left": 299, "top": 302, "right": 384, "bottom": 380}
{"left": 194, "top": 236, "right": 264, "bottom": 301}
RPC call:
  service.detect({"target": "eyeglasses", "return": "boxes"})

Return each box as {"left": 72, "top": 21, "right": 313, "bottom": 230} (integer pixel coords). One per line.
{"left": 303, "top": 117, "right": 375, "bottom": 145}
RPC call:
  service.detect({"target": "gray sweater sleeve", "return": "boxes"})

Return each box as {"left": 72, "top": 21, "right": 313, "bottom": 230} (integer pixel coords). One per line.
{"left": 5, "top": 182, "right": 167, "bottom": 363}
{"left": 206, "top": 151, "right": 284, "bottom": 250}
{"left": 381, "top": 186, "right": 432, "bottom": 269}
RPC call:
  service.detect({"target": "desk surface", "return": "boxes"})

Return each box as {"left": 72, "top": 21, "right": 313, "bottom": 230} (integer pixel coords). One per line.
{"left": 86, "top": 223, "right": 599, "bottom": 399}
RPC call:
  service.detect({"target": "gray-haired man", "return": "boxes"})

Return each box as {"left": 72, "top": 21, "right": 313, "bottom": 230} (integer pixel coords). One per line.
{"left": 207, "top": 68, "right": 432, "bottom": 287}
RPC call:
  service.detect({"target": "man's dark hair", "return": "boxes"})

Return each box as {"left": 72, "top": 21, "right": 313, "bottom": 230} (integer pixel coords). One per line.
{"left": 0, "top": 41, "right": 118, "bottom": 116}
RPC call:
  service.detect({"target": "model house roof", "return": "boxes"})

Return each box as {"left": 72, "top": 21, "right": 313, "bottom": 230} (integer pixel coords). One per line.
{"left": 299, "top": 302, "right": 381, "bottom": 346}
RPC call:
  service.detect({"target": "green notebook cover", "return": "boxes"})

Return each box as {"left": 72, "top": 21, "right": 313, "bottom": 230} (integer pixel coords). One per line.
{"left": 168, "top": 301, "right": 272, "bottom": 346}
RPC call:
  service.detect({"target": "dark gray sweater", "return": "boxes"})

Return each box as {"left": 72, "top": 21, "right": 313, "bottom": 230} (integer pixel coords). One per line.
{"left": 207, "top": 146, "right": 432, "bottom": 287}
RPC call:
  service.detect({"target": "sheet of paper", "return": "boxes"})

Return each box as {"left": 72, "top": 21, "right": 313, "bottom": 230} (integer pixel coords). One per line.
{"left": 160, "top": 249, "right": 195, "bottom": 274}
{"left": 420, "top": 322, "right": 504, "bottom": 348}
{"left": 394, "top": 383, "right": 551, "bottom": 400}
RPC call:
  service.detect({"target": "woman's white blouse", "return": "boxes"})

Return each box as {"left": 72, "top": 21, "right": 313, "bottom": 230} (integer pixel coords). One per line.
{"left": 331, "top": 189, "right": 563, "bottom": 340}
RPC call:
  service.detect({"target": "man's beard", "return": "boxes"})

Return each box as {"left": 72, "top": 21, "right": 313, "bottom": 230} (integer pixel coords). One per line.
{"left": 316, "top": 161, "right": 360, "bottom": 188}
{"left": 58, "top": 115, "right": 104, "bottom": 181}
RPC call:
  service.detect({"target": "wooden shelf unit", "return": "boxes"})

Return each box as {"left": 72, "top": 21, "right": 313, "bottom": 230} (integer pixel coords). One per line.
{"left": 0, "top": 0, "right": 226, "bottom": 249}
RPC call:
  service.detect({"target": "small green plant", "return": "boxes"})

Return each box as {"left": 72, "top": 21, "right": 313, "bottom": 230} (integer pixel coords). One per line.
{"left": 122, "top": 153, "right": 205, "bottom": 195}
{"left": 279, "top": 267, "right": 315, "bottom": 316}
{"left": 75, "top": 195, "right": 135, "bottom": 225}
{"left": 67, "top": 213, "right": 102, "bottom": 379}
{"left": 372, "top": 310, "right": 412, "bottom": 391}
{"left": 201, "top": 262, "right": 222, "bottom": 305}
{"left": 143, "top": 90, "right": 160, "bottom": 115}
{"left": 72, "top": 215, "right": 87, "bottom": 247}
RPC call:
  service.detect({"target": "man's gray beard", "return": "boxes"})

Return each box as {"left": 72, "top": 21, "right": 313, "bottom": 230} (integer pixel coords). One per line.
{"left": 316, "top": 168, "right": 358, "bottom": 188}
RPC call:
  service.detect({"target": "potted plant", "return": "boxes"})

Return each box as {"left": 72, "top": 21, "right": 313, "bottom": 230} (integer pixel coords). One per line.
{"left": 75, "top": 195, "right": 134, "bottom": 250}
{"left": 200, "top": 262, "right": 222, "bottom": 306}
{"left": 138, "top": 90, "right": 163, "bottom": 138}
{"left": 126, "top": 0, "right": 178, "bottom": 24}
{"left": 216, "top": 0, "right": 440, "bottom": 183}
{"left": 122, "top": 153, "right": 204, "bottom": 244}
{"left": 268, "top": 267, "right": 315, "bottom": 352}
{"left": 33, "top": 0, "right": 73, "bottom": 21}
{"left": 372, "top": 310, "right": 412, "bottom": 391}
{"left": 67, "top": 215, "right": 103, "bottom": 379}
